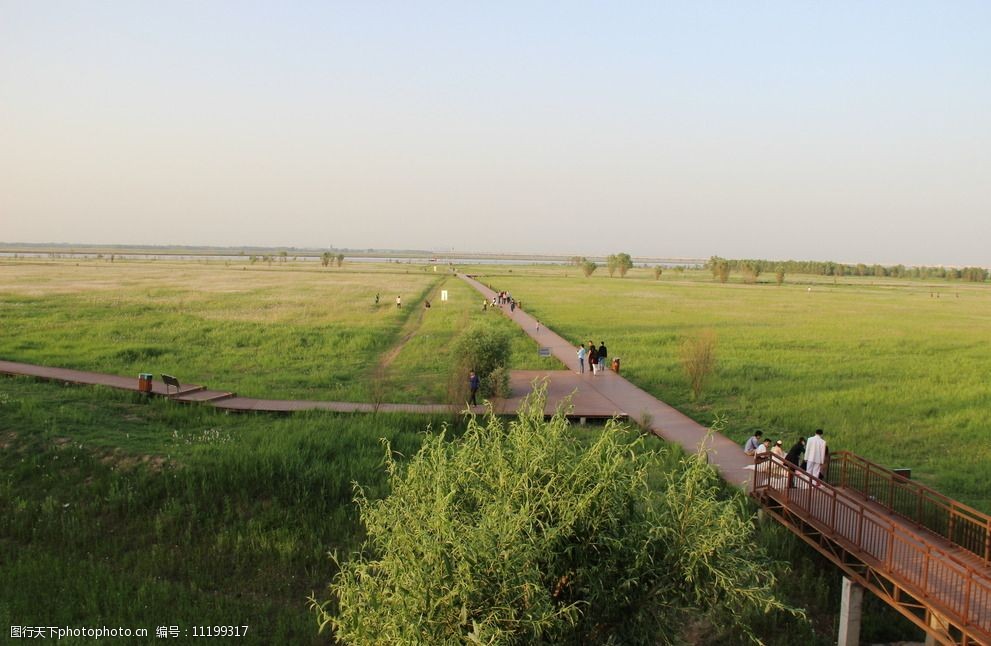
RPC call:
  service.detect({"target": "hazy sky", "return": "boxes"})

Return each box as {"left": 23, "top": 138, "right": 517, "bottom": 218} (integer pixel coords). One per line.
{"left": 2, "top": 2, "right": 989, "bottom": 265}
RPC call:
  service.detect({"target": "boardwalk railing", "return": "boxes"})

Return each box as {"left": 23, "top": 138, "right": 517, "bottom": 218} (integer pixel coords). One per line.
{"left": 752, "top": 453, "right": 991, "bottom": 640}
{"left": 831, "top": 451, "right": 991, "bottom": 566}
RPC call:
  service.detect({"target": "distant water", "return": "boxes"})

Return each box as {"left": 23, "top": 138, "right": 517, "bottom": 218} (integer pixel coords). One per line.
{"left": 0, "top": 252, "right": 702, "bottom": 268}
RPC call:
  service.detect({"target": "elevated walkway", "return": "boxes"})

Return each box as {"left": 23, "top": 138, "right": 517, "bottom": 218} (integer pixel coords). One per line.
{"left": 753, "top": 453, "right": 991, "bottom": 645}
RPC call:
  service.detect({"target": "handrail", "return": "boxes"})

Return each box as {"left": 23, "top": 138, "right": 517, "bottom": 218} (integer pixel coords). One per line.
{"left": 830, "top": 451, "right": 991, "bottom": 566}
{"left": 752, "top": 453, "right": 991, "bottom": 637}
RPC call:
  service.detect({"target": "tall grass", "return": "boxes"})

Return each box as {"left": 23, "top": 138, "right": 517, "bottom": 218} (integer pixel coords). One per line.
{"left": 0, "top": 376, "right": 461, "bottom": 644}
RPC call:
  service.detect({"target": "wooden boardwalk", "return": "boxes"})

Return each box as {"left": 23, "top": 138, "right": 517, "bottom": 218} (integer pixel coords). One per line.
{"left": 0, "top": 361, "right": 622, "bottom": 419}
{"left": 754, "top": 453, "right": 991, "bottom": 645}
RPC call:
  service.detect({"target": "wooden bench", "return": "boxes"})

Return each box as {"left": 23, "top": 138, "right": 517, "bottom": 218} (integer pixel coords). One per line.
{"left": 161, "top": 373, "right": 181, "bottom": 395}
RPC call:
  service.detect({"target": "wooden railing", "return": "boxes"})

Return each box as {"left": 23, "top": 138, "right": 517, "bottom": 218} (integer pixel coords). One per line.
{"left": 830, "top": 451, "right": 991, "bottom": 566}
{"left": 752, "top": 453, "right": 991, "bottom": 638}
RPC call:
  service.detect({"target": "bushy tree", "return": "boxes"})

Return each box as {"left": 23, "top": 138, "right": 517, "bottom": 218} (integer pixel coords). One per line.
{"left": 775, "top": 266, "right": 785, "bottom": 286}
{"left": 615, "top": 252, "right": 633, "bottom": 277}
{"left": 321, "top": 252, "right": 332, "bottom": 267}
{"left": 580, "top": 260, "right": 597, "bottom": 277}
{"left": 653, "top": 266, "right": 663, "bottom": 280}
{"left": 606, "top": 254, "right": 618, "bottom": 277}
{"left": 447, "top": 322, "right": 511, "bottom": 401}
{"left": 740, "top": 262, "right": 761, "bottom": 284}
{"left": 314, "top": 388, "right": 799, "bottom": 644}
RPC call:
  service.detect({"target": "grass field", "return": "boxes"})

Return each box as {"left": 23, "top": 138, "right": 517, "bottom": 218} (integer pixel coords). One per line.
{"left": 0, "top": 376, "right": 456, "bottom": 644}
{"left": 0, "top": 259, "right": 559, "bottom": 404}
{"left": 469, "top": 264, "right": 991, "bottom": 511}
{"left": 0, "top": 258, "right": 946, "bottom": 643}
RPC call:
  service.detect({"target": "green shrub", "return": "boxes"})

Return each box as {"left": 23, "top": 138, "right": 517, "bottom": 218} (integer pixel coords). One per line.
{"left": 681, "top": 330, "right": 717, "bottom": 400}
{"left": 448, "top": 321, "right": 511, "bottom": 402}
{"left": 314, "top": 388, "right": 800, "bottom": 644}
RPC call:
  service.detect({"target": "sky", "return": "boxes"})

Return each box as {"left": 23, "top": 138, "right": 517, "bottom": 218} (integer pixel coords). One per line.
{"left": 1, "top": 1, "right": 989, "bottom": 266}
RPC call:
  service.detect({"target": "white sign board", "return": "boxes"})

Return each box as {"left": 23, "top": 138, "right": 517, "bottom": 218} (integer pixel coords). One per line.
{"left": 441, "top": 290, "right": 448, "bottom": 301}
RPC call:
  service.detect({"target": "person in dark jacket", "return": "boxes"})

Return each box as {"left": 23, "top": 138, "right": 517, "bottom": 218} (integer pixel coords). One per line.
{"left": 784, "top": 437, "right": 805, "bottom": 467}
{"left": 588, "top": 343, "right": 598, "bottom": 375}
{"left": 597, "top": 341, "right": 608, "bottom": 373}
{"left": 468, "top": 370, "right": 480, "bottom": 406}
{"left": 784, "top": 437, "right": 806, "bottom": 488}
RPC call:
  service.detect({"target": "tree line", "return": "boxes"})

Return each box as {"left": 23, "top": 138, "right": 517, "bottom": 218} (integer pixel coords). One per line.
{"left": 707, "top": 257, "right": 988, "bottom": 283}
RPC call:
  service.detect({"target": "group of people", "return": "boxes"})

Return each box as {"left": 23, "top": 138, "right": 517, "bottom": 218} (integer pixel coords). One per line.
{"left": 744, "top": 428, "right": 829, "bottom": 479}
{"left": 577, "top": 340, "right": 610, "bottom": 375}
{"left": 484, "top": 291, "right": 520, "bottom": 313}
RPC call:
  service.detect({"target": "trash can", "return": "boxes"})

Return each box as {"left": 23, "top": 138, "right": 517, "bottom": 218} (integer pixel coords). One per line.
{"left": 138, "top": 373, "right": 153, "bottom": 393}
{"left": 611, "top": 358, "right": 620, "bottom": 374}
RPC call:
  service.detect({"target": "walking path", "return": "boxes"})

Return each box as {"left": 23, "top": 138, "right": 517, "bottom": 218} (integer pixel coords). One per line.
{"left": 0, "top": 361, "right": 621, "bottom": 420}
{"left": 460, "top": 274, "right": 754, "bottom": 487}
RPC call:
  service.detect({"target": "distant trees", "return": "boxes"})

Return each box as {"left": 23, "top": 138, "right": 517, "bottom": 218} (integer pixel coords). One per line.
{"left": 653, "top": 266, "right": 663, "bottom": 280}
{"left": 321, "top": 252, "right": 332, "bottom": 267}
{"left": 581, "top": 260, "right": 597, "bottom": 277}
{"left": 606, "top": 253, "right": 635, "bottom": 278}
{"left": 739, "top": 262, "right": 761, "bottom": 284}
{"left": 708, "top": 257, "right": 731, "bottom": 283}
{"left": 336, "top": 253, "right": 345, "bottom": 268}
{"left": 704, "top": 257, "right": 989, "bottom": 283}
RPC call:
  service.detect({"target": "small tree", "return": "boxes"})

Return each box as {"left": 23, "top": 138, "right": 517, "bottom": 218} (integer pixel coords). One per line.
{"left": 740, "top": 262, "right": 760, "bottom": 284}
{"left": 653, "top": 266, "right": 663, "bottom": 280}
{"left": 447, "top": 322, "right": 511, "bottom": 402}
{"left": 279, "top": 250, "right": 288, "bottom": 263}
{"left": 775, "top": 266, "right": 785, "bottom": 286}
{"left": 321, "top": 252, "right": 332, "bottom": 267}
{"left": 716, "top": 261, "right": 730, "bottom": 283}
{"left": 681, "top": 330, "right": 717, "bottom": 400}
{"left": 581, "top": 260, "right": 597, "bottom": 277}
{"left": 616, "top": 252, "right": 633, "bottom": 277}
{"left": 606, "top": 254, "right": 618, "bottom": 277}
{"left": 314, "top": 387, "right": 800, "bottom": 644}
{"left": 336, "top": 253, "right": 345, "bottom": 267}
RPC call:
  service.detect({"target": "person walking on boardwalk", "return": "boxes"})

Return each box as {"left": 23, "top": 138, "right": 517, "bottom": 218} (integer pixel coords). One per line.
{"left": 588, "top": 343, "right": 598, "bottom": 375}
{"left": 577, "top": 344, "right": 586, "bottom": 374}
{"left": 743, "top": 430, "right": 763, "bottom": 456}
{"left": 468, "top": 370, "right": 480, "bottom": 406}
{"left": 597, "top": 341, "right": 608, "bottom": 374}
{"left": 805, "top": 429, "right": 827, "bottom": 479}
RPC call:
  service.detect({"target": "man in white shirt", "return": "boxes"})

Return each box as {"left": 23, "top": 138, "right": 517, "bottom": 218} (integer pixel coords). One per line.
{"left": 805, "top": 429, "right": 827, "bottom": 479}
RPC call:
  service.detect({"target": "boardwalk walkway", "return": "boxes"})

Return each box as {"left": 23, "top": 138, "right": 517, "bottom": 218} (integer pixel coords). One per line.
{"left": 459, "top": 274, "right": 754, "bottom": 487}
{"left": 754, "top": 453, "right": 991, "bottom": 645}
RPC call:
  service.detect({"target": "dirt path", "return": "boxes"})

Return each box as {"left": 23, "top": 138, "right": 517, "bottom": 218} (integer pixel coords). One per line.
{"left": 376, "top": 276, "right": 448, "bottom": 372}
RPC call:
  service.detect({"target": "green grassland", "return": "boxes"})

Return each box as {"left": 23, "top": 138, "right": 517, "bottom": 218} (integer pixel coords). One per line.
{"left": 0, "top": 258, "right": 944, "bottom": 643}
{"left": 0, "top": 376, "right": 453, "bottom": 644}
{"left": 0, "top": 259, "right": 558, "bottom": 404}
{"left": 468, "top": 264, "right": 991, "bottom": 510}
